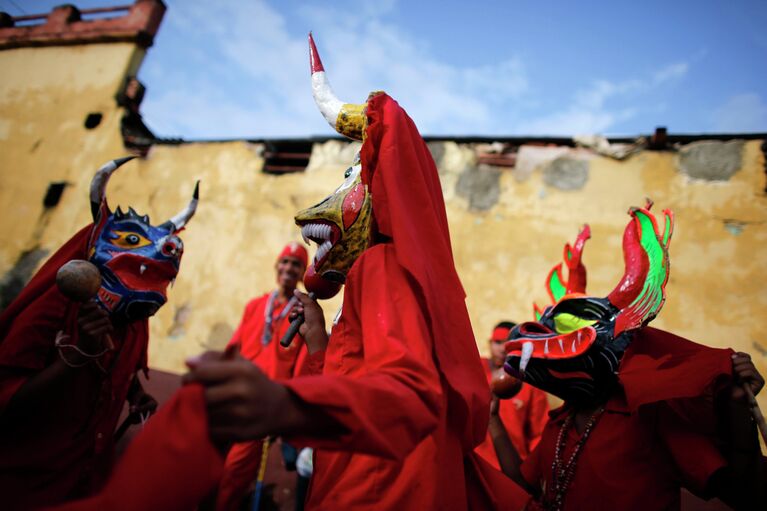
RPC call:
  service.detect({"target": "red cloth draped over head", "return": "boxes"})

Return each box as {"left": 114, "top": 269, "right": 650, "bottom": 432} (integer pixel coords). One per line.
{"left": 360, "top": 93, "right": 489, "bottom": 450}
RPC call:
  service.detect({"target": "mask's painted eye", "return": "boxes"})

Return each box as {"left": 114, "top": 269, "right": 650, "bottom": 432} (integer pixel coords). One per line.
{"left": 161, "top": 236, "right": 184, "bottom": 258}
{"left": 111, "top": 231, "right": 152, "bottom": 249}
{"left": 552, "top": 312, "right": 597, "bottom": 335}
{"left": 344, "top": 168, "right": 352, "bottom": 179}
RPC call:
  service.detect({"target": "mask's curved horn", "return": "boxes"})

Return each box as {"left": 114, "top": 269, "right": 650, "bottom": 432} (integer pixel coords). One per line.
{"left": 160, "top": 181, "right": 200, "bottom": 232}
{"left": 607, "top": 205, "right": 674, "bottom": 334}
{"left": 309, "top": 33, "right": 367, "bottom": 140}
{"left": 90, "top": 156, "right": 135, "bottom": 220}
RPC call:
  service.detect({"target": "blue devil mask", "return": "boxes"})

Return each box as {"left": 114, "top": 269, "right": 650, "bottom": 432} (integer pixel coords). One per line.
{"left": 86, "top": 157, "right": 199, "bottom": 321}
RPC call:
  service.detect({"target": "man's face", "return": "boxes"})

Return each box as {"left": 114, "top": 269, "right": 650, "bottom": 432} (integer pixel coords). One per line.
{"left": 489, "top": 337, "right": 507, "bottom": 366}
{"left": 275, "top": 256, "right": 304, "bottom": 291}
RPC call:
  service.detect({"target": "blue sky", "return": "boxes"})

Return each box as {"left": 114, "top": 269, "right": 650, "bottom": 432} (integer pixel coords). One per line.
{"left": 7, "top": 0, "right": 767, "bottom": 139}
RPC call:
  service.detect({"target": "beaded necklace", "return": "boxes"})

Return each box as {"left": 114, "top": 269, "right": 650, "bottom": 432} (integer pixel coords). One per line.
{"left": 262, "top": 291, "right": 297, "bottom": 345}
{"left": 542, "top": 406, "right": 606, "bottom": 511}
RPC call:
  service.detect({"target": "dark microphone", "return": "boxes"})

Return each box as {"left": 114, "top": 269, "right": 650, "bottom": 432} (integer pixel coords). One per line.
{"left": 280, "top": 292, "right": 315, "bottom": 347}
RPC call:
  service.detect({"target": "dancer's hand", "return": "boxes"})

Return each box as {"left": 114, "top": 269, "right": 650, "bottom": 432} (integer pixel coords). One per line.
{"left": 76, "top": 301, "right": 113, "bottom": 355}
{"left": 292, "top": 290, "right": 328, "bottom": 354}
{"left": 183, "top": 352, "right": 297, "bottom": 442}
{"left": 731, "top": 352, "right": 764, "bottom": 401}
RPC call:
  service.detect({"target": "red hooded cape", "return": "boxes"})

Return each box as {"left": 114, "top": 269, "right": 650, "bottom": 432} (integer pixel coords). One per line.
{"left": 0, "top": 225, "right": 149, "bottom": 509}
{"left": 361, "top": 93, "right": 490, "bottom": 450}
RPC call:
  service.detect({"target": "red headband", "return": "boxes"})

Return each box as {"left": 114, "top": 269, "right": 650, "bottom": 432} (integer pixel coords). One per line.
{"left": 491, "top": 326, "right": 512, "bottom": 342}
{"left": 278, "top": 242, "right": 308, "bottom": 268}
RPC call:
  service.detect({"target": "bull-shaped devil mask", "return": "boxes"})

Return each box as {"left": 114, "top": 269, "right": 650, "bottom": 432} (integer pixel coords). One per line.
{"left": 504, "top": 202, "right": 674, "bottom": 406}
{"left": 293, "top": 34, "right": 374, "bottom": 282}
{"left": 87, "top": 157, "right": 198, "bottom": 321}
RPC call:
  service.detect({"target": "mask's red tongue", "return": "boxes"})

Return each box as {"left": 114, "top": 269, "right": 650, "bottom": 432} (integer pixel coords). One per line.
{"left": 304, "top": 263, "right": 342, "bottom": 299}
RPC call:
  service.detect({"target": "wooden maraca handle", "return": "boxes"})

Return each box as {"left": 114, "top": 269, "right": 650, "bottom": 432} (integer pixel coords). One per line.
{"left": 743, "top": 384, "right": 767, "bottom": 446}
{"left": 56, "top": 260, "right": 114, "bottom": 350}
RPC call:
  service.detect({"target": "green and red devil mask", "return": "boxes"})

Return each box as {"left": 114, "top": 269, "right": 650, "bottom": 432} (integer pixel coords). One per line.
{"left": 504, "top": 202, "right": 674, "bottom": 406}
{"left": 87, "top": 157, "right": 198, "bottom": 321}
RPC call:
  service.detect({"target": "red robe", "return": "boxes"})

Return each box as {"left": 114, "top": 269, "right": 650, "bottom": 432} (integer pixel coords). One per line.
{"left": 217, "top": 293, "right": 306, "bottom": 511}
{"left": 283, "top": 244, "right": 456, "bottom": 508}
{"left": 521, "top": 327, "right": 735, "bottom": 510}
{"left": 0, "top": 226, "right": 149, "bottom": 510}
{"left": 473, "top": 359, "right": 549, "bottom": 468}
{"left": 227, "top": 292, "right": 306, "bottom": 380}
{"left": 49, "top": 385, "right": 223, "bottom": 511}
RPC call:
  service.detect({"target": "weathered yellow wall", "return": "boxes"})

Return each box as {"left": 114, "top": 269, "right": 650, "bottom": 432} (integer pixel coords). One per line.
{"left": 1, "top": 41, "right": 765, "bottom": 414}
{"left": 0, "top": 43, "right": 144, "bottom": 272}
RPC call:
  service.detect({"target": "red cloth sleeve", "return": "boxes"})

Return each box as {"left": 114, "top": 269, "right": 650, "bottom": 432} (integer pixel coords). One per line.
{"left": 466, "top": 451, "right": 531, "bottom": 511}
{"left": 47, "top": 384, "right": 223, "bottom": 511}
{"left": 0, "top": 286, "right": 75, "bottom": 413}
{"left": 620, "top": 327, "right": 733, "bottom": 412}
{"left": 295, "top": 348, "right": 325, "bottom": 377}
{"left": 282, "top": 245, "right": 442, "bottom": 460}
{"left": 654, "top": 402, "right": 727, "bottom": 496}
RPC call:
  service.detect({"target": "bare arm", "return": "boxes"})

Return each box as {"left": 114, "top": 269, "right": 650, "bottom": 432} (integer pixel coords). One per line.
{"left": 489, "top": 395, "right": 539, "bottom": 496}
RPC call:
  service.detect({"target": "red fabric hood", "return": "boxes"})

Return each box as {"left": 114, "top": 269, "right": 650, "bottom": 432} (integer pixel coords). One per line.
{"left": 360, "top": 93, "right": 489, "bottom": 450}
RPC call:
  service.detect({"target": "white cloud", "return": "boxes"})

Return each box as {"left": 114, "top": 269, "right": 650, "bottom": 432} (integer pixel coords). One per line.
{"left": 515, "top": 61, "right": 688, "bottom": 136}
{"left": 712, "top": 93, "right": 767, "bottom": 132}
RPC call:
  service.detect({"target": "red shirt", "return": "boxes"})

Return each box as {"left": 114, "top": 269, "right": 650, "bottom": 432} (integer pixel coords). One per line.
{"left": 474, "top": 358, "right": 549, "bottom": 468}
{"left": 285, "top": 244, "right": 471, "bottom": 509}
{"left": 227, "top": 292, "right": 305, "bottom": 380}
{"left": 521, "top": 392, "right": 727, "bottom": 511}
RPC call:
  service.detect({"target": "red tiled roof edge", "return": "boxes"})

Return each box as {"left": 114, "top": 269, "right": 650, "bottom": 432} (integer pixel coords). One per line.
{"left": 0, "top": 0, "right": 166, "bottom": 50}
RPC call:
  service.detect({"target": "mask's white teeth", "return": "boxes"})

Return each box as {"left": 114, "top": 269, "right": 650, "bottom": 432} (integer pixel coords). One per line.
{"left": 140, "top": 263, "right": 147, "bottom": 275}
{"left": 571, "top": 339, "right": 577, "bottom": 352}
{"left": 519, "top": 341, "right": 534, "bottom": 375}
{"left": 544, "top": 339, "right": 549, "bottom": 355}
{"left": 314, "top": 239, "right": 333, "bottom": 265}
{"left": 558, "top": 339, "right": 564, "bottom": 352}
{"left": 301, "top": 225, "right": 311, "bottom": 245}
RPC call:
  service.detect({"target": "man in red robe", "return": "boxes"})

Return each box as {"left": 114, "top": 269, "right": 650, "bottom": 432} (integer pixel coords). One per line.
{"left": 183, "top": 35, "right": 528, "bottom": 510}
{"left": 216, "top": 241, "right": 308, "bottom": 511}
{"left": 474, "top": 321, "right": 549, "bottom": 469}
{"left": 0, "top": 158, "right": 198, "bottom": 510}
{"left": 496, "top": 206, "right": 766, "bottom": 510}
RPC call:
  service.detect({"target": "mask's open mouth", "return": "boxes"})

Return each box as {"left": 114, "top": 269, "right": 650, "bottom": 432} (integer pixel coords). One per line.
{"left": 104, "top": 253, "right": 178, "bottom": 295}
{"left": 505, "top": 322, "right": 597, "bottom": 374}
{"left": 299, "top": 221, "right": 341, "bottom": 269}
